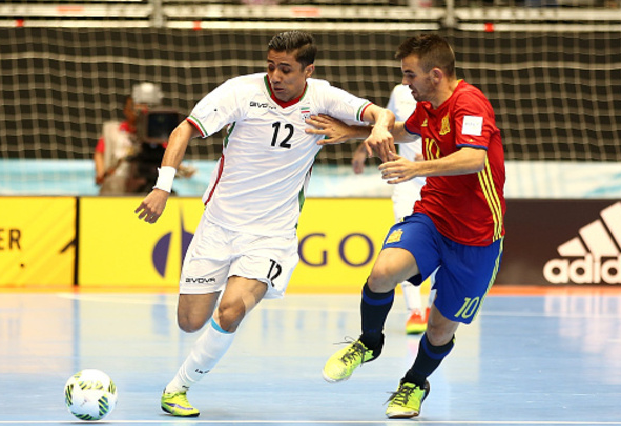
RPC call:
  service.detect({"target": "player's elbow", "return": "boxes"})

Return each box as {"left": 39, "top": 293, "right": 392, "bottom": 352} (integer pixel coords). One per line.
{"left": 472, "top": 158, "right": 486, "bottom": 173}
{"left": 169, "top": 120, "right": 198, "bottom": 146}
{"left": 461, "top": 147, "right": 487, "bottom": 173}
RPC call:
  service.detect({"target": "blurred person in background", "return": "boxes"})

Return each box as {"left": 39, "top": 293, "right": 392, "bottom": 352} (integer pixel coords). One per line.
{"left": 94, "top": 83, "right": 163, "bottom": 195}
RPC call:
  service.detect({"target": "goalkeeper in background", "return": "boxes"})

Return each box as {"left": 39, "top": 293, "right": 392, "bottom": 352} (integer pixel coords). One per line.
{"left": 134, "top": 30, "right": 395, "bottom": 418}
{"left": 351, "top": 83, "right": 431, "bottom": 335}
{"left": 311, "top": 33, "right": 506, "bottom": 419}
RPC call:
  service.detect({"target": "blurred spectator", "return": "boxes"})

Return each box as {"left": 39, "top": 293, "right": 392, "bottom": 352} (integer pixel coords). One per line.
{"left": 94, "top": 94, "right": 140, "bottom": 195}
{"left": 94, "top": 83, "right": 193, "bottom": 195}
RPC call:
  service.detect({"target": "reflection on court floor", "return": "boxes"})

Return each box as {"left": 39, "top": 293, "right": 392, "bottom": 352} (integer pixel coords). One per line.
{"left": 1, "top": 291, "right": 621, "bottom": 425}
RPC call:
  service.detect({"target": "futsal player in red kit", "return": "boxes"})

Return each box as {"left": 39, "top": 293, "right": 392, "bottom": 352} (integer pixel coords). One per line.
{"left": 309, "top": 33, "right": 506, "bottom": 418}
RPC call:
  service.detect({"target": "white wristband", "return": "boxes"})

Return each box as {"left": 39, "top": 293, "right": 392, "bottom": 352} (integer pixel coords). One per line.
{"left": 153, "top": 166, "right": 176, "bottom": 193}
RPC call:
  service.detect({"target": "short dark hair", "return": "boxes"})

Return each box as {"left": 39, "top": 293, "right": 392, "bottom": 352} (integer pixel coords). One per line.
{"left": 395, "top": 34, "right": 455, "bottom": 78}
{"left": 268, "top": 31, "right": 317, "bottom": 68}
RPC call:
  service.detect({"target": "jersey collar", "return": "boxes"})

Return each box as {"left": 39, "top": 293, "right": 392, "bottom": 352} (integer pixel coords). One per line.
{"left": 264, "top": 75, "right": 308, "bottom": 108}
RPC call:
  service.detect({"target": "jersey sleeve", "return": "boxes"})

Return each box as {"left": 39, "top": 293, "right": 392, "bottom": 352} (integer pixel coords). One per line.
{"left": 316, "top": 82, "right": 373, "bottom": 125}
{"left": 95, "top": 136, "right": 105, "bottom": 153}
{"left": 187, "top": 77, "right": 245, "bottom": 138}
{"left": 453, "top": 91, "right": 496, "bottom": 150}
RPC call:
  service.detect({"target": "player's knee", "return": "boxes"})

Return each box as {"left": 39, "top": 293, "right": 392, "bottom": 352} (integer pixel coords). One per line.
{"left": 367, "top": 265, "right": 397, "bottom": 292}
{"left": 216, "top": 303, "right": 245, "bottom": 332}
{"left": 177, "top": 311, "right": 210, "bottom": 333}
{"left": 178, "top": 316, "right": 206, "bottom": 333}
{"left": 426, "top": 314, "right": 459, "bottom": 346}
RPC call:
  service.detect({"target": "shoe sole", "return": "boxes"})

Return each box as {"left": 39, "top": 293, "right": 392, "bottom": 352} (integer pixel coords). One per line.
{"left": 161, "top": 404, "right": 200, "bottom": 417}
{"left": 386, "top": 411, "right": 419, "bottom": 419}
{"left": 322, "top": 370, "right": 349, "bottom": 383}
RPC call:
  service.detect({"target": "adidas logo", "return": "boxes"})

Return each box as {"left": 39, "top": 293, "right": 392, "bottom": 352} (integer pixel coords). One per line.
{"left": 543, "top": 202, "right": 621, "bottom": 284}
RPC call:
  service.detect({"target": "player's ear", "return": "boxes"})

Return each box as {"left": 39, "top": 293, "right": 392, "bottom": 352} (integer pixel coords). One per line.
{"left": 305, "top": 64, "right": 315, "bottom": 78}
{"left": 430, "top": 67, "right": 443, "bottom": 84}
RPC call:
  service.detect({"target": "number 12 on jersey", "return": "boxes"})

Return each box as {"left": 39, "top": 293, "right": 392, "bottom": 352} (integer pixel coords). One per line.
{"left": 270, "top": 122, "right": 293, "bottom": 148}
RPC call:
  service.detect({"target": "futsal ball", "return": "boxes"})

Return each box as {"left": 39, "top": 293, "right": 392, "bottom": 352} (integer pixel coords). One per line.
{"left": 64, "top": 369, "right": 118, "bottom": 421}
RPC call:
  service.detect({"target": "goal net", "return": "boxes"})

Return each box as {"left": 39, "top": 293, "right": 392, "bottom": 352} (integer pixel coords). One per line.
{"left": 1, "top": 5, "right": 620, "bottom": 169}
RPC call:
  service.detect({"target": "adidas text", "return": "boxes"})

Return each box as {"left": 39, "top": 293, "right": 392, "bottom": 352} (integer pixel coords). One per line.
{"left": 543, "top": 254, "right": 621, "bottom": 284}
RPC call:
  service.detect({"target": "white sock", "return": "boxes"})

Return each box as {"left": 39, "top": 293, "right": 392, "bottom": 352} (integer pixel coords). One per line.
{"left": 400, "top": 282, "right": 422, "bottom": 313}
{"left": 165, "top": 317, "right": 235, "bottom": 393}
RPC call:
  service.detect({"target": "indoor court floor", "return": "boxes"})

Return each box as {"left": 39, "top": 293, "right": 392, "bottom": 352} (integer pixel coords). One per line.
{"left": 1, "top": 288, "right": 621, "bottom": 425}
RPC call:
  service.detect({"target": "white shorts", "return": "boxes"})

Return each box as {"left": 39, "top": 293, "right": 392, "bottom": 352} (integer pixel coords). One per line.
{"left": 180, "top": 216, "right": 299, "bottom": 299}
{"left": 392, "top": 176, "right": 425, "bottom": 221}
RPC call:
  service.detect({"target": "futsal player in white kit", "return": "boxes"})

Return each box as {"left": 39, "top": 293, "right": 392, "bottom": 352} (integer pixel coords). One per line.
{"left": 351, "top": 84, "right": 431, "bottom": 334}
{"left": 134, "top": 31, "right": 395, "bottom": 417}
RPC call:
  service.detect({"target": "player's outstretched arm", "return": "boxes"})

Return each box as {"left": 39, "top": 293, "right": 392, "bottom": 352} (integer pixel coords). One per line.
{"left": 379, "top": 147, "right": 487, "bottom": 184}
{"left": 135, "top": 120, "right": 199, "bottom": 224}
{"left": 360, "top": 105, "right": 395, "bottom": 163}
{"left": 306, "top": 114, "right": 371, "bottom": 144}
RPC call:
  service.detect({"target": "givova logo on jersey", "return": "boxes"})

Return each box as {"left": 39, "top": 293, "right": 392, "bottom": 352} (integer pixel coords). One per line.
{"left": 544, "top": 202, "right": 621, "bottom": 284}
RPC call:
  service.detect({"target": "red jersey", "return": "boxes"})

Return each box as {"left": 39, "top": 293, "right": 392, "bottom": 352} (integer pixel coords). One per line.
{"left": 404, "top": 80, "right": 505, "bottom": 246}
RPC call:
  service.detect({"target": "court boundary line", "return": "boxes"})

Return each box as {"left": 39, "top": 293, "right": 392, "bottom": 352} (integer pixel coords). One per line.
{"left": 3, "top": 420, "right": 621, "bottom": 425}
{"left": 3, "top": 284, "right": 621, "bottom": 296}
{"left": 53, "top": 293, "right": 621, "bottom": 319}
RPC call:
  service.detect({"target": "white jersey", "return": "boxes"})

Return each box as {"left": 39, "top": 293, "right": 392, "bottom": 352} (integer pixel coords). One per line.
{"left": 387, "top": 84, "right": 426, "bottom": 220}
{"left": 188, "top": 73, "right": 373, "bottom": 237}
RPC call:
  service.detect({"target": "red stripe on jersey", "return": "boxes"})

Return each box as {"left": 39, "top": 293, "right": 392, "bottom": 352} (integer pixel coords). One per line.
{"left": 186, "top": 117, "right": 205, "bottom": 137}
{"left": 359, "top": 102, "right": 372, "bottom": 121}
{"left": 95, "top": 136, "right": 105, "bottom": 153}
{"left": 205, "top": 154, "right": 225, "bottom": 205}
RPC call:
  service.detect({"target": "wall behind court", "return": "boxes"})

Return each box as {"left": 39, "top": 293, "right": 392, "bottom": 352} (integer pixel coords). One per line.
{"left": 2, "top": 197, "right": 621, "bottom": 290}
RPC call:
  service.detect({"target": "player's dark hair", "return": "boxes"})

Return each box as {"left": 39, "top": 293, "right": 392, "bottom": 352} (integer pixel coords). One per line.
{"left": 395, "top": 34, "right": 455, "bottom": 78}
{"left": 268, "top": 31, "right": 317, "bottom": 68}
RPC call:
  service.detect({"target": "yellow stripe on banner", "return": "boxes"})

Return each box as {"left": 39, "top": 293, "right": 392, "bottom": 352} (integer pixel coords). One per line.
{"left": 0, "top": 197, "right": 76, "bottom": 287}
{"left": 77, "top": 197, "right": 394, "bottom": 292}
{"left": 79, "top": 197, "right": 204, "bottom": 288}
{"left": 290, "top": 198, "right": 395, "bottom": 293}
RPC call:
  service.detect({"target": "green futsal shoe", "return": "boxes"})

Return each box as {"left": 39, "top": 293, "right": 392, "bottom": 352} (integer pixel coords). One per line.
{"left": 322, "top": 339, "right": 376, "bottom": 382}
{"left": 385, "top": 379, "right": 430, "bottom": 419}
{"left": 161, "top": 390, "right": 200, "bottom": 417}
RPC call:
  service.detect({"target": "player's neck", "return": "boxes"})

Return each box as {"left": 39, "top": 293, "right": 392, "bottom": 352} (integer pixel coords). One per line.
{"left": 270, "top": 88, "right": 306, "bottom": 108}
{"left": 431, "top": 78, "right": 459, "bottom": 109}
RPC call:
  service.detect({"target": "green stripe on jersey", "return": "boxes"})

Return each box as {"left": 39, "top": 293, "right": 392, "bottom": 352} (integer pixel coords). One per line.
{"left": 189, "top": 115, "right": 208, "bottom": 136}
{"left": 263, "top": 75, "right": 273, "bottom": 97}
{"left": 223, "top": 122, "right": 236, "bottom": 148}
{"left": 356, "top": 102, "right": 371, "bottom": 122}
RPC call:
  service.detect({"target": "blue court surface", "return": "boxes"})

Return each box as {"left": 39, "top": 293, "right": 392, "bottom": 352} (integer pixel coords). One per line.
{"left": 1, "top": 290, "right": 621, "bottom": 425}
